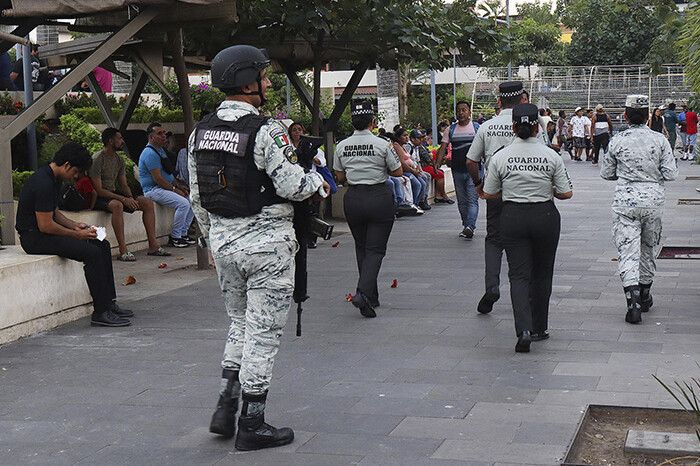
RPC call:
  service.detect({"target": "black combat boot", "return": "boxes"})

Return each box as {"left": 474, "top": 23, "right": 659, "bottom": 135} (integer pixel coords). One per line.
{"left": 639, "top": 282, "right": 653, "bottom": 313}
{"left": 209, "top": 369, "right": 240, "bottom": 438}
{"left": 624, "top": 285, "right": 642, "bottom": 324}
{"left": 235, "top": 391, "right": 294, "bottom": 451}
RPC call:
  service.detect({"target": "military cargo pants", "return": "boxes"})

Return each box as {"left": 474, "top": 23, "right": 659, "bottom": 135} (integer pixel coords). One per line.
{"left": 612, "top": 207, "right": 662, "bottom": 287}
{"left": 215, "top": 242, "right": 296, "bottom": 395}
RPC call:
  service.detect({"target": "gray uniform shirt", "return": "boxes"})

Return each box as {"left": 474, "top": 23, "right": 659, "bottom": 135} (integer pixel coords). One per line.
{"left": 601, "top": 124, "right": 678, "bottom": 208}
{"left": 466, "top": 109, "right": 517, "bottom": 169}
{"left": 333, "top": 130, "right": 402, "bottom": 185}
{"left": 484, "top": 137, "right": 573, "bottom": 203}
{"left": 188, "top": 100, "right": 324, "bottom": 258}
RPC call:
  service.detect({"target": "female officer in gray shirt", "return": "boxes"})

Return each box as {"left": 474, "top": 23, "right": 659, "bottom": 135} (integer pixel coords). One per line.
{"left": 483, "top": 103, "right": 573, "bottom": 352}
{"left": 334, "top": 101, "right": 403, "bottom": 318}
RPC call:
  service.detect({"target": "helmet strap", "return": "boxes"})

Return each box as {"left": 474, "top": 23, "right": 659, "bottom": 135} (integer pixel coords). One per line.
{"left": 231, "top": 74, "right": 266, "bottom": 106}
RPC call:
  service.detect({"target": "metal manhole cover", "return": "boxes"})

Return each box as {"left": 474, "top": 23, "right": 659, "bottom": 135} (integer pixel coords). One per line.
{"left": 678, "top": 199, "right": 700, "bottom": 205}
{"left": 658, "top": 246, "right": 700, "bottom": 259}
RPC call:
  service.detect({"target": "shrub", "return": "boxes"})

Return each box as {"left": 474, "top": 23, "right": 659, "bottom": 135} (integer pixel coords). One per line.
{"left": 0, "top": 91, "right": 24, "bottom": 115}
{"left": 12, "top": 170, "right": 33, "bottom": 198}
{"left": 158, "top": 77, "right": 225, "bottom": 114}
{"left": 59, "top": 113, "right": 102, "bottom": 154}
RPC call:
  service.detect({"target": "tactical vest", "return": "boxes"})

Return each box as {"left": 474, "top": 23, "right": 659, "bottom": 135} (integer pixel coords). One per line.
{"left": 194, "top": 113, "right": 285, "bottom": 218}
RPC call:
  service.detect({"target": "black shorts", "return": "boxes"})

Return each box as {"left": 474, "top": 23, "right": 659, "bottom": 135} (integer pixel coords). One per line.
{"left": 573, "top": 137, "right": 586, "bottom": 149}
{"left": 94, "top": 194, "right": 137, "bottom": 213}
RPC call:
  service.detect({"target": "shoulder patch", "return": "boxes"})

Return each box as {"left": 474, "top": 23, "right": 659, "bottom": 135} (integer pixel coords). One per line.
{"left": 284, "top": 145, "right": 298, "bottom": 164}
{"left": 274, "top": 134, "right": 290, "bottom": 148}
{"left": 268, "top": 124, "right": 287, "bottom": 140}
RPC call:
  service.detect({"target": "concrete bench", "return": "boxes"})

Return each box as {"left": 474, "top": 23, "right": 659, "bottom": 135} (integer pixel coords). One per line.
{"left": 0, "top": 245, "right": 92, "bottom": 345}
{"left": 330, "top": 166, "right": 456, "bottom": 220}
{"left": 12, "top": 201, "right": 175, "bottom": 255}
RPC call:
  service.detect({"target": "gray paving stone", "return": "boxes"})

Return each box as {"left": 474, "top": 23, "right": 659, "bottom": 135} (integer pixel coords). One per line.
{"left": 512, "top": 422, "right": 579, "bottom": 446}
{"left": 390, "top": 416, "right": 519, "bottom": 442}
{"left": 432, "top": 439, "right": 566, "bottom": 463}
{"left": 0, "top": 159, "right": 698, "bottom": 465}
{"left": 297, "top": 432, "right": 443, "bottom": 457}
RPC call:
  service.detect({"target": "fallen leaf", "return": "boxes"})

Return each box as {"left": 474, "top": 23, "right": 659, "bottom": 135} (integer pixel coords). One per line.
{"left": 122, "top": 275, "right": 136, "bottom": 286}
{"left": 391, "top": 279, "right": 398, "bottom": 288}
{"left": 611, "top": 258, "right": 618, "bottom": 261}
{"left": 176, "top": 257, "right": 184, "bottom": 260}
{"left": 158, "top": 263, "right": 167, "bottom": 268}
{"left": 346, "top": 293, "right": 354, "bottom": 301}
{"left": 332, "top": 241, "right": 340, "bottom": 247}
{"left": 594, "top": 434, "right": 604, "bottom": 439}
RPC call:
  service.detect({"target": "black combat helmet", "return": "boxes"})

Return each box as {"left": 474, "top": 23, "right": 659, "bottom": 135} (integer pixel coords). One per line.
{"left": 210, "top": 45, "right": 270, "bottom": 91}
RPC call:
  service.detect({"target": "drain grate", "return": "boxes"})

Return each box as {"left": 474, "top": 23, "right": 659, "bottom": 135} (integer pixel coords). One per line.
{"left": 678, "top": 199, "right": 700, "bottom": 205}
{"left": 658, "top": 246, "right": 700, "bottom": 259}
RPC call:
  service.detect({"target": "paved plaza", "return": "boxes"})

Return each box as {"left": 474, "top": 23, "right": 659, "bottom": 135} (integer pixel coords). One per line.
{"left": 1, "top": 159, "right": 699, "bottom": 465}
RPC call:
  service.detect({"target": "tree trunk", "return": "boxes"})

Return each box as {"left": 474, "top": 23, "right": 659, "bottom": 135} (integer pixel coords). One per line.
{"left": 312, "top": 59, "right": 322, "bottom": 136}
{"left": 167, "top": 29, "right": 195, "bottom": 137}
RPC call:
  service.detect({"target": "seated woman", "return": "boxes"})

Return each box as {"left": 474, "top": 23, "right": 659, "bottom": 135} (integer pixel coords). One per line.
{"left": 390, "top": 129, "right": 428, "bottom": 210}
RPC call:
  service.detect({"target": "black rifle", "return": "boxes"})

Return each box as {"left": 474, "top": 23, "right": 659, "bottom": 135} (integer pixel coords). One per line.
{"left": 292, "top": 135, "right": 334, "bottom": 336}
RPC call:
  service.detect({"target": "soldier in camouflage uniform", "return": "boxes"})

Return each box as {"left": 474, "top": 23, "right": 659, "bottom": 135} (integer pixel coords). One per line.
{"left": 188, "top": 45, "right": 328, "bottom": 451}
{"left": 601, "top": 94, "right": 678, "bottom": 324}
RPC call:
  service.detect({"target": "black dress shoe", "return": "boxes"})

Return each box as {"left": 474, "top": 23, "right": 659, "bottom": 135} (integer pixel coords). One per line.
{"left": 477, "top": 291, "right": 499, "bottom": 314}
{"left": 531, "top": 330, "right": 549, "bottom": 341}
{"left": 91, "top": 310, "right": 131, "bottom": 327}
{"left": 352, "top": 292, "right": 376, "bottom": 318}
{"left": 515, "top": 330, "right": 532, "bottom": 353}
{"left": 109, "top": 302, "right": 134, "bottom": 318}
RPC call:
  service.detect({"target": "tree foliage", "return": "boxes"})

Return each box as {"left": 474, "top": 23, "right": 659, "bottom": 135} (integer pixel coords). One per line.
{"left": 560, "top": 0, "right": 662, "bottom": 65}
{"left": 184, "top": 1, "right": 496, "bottom": 134}
{"left": 678, "top": 2, "right": 700, "bottom": 94}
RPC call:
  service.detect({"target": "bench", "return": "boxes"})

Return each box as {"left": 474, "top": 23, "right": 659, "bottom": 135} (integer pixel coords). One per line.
{"left": 330, "top": 166, "right": 456, "bottom": 220}
{"left": 12, "top": 201, "right": 175, "bottom": 255}
{"left": 0, "top": 245, "right": 92, "bottom": 345}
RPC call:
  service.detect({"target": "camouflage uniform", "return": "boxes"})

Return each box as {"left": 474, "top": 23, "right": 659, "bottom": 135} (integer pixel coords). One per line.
{"left": 188, "top": 100, "right": 324, "bottom": 395}
{"left": 601, "top": 124, "right": 678, "bottom": 287}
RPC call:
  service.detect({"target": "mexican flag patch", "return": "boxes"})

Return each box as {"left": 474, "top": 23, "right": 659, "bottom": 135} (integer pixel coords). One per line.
{"left": 274, "top": 135, "right": 290, "bottom": 148}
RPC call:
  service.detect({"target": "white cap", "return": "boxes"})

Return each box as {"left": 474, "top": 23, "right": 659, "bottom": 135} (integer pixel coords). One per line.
{"left": 574, "top": 106, "right": 582, "bottom": 113}
{"left": 625, "top": 94, "right": 649, "bottom": 109}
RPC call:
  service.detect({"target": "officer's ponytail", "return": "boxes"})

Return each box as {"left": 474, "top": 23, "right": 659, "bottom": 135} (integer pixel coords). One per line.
{"left": 515, "top": 124, "right": 533, "bottom": 140}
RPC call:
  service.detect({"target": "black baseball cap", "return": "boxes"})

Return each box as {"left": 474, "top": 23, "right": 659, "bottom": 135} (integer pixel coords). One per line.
{"left": 410, "top": 129, "right": 426, "bottom": 139}
{"left": 512, "top": 103, "right": 539, "bottom": 126}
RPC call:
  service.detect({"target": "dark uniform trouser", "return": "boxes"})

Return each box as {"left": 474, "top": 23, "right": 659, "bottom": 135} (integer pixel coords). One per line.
{"left": 344, "top": 184, "right": 395, "bottom": 304}
{"left": 593, "top": 133, "right": 609, "bottom": 164}
{"left": 485, "top": 198, "right": 504, "bottom": 295}
{"left": 501, "top": 201, "right": 561, "bottom": 336}
{"left": 19, "top": 231, "right": 116, "bottom": 312}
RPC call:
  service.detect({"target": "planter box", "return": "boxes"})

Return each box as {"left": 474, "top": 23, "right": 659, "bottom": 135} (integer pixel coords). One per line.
{"left": 562, "top": 404, "right": 699, "bottom": 465}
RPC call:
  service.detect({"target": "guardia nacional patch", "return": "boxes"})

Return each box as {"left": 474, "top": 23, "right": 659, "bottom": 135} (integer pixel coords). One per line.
{"left": 284, "top": 145, "right": 298, "bottom": 164}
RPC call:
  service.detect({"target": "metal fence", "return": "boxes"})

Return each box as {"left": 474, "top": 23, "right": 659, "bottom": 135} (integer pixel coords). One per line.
{"left": 469, "top": 64, "right": 693, "bottom": 130}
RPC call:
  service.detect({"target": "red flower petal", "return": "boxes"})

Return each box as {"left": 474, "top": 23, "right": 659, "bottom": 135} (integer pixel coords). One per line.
{"left": 391, "top": 279, "right": 398, "bottom": 288}
{"left": 332, "top": 241, "right": 340, "bottom": 247}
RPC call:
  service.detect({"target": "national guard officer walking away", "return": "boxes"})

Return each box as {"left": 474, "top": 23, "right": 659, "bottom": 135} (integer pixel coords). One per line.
{"left": 601, "top": 94, "right": 677, "bottom": 325}
{"left": 188, "top": 45, "right": 329, "bottom": 450}
{"left": 467, "top": 81, "right": 527, "bottom": 314}
{"left": 483, "top": 103, "right": 573, "bottom": 352}
{"left": 334, "top": 101, "right": 403, "bottom": 318}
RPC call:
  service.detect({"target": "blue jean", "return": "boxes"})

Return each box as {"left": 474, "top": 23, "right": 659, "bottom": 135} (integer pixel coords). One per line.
{"left": 453, "top": 168, "right": 482, "bottom": 230}
{"left": 386, "top": 177, "right": 405, "bottom": 207}
{"left": 404, "top": 172, "right": 426, "bottom": 205}
{"left": 144, "top": 186, "right": 195, "bottom": 238}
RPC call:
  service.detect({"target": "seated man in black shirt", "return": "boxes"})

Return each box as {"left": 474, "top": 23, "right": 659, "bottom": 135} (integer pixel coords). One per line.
{"left": 15, "top": 143, "right": 133, "bottom": 327}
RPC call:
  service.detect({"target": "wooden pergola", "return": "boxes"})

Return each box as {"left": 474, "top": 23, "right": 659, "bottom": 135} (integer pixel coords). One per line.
{"left": 0, "top": 1, "right": 375, "bottom": 245}
{"left": 0, "top": 0, "right": 235, "bottom": 245}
